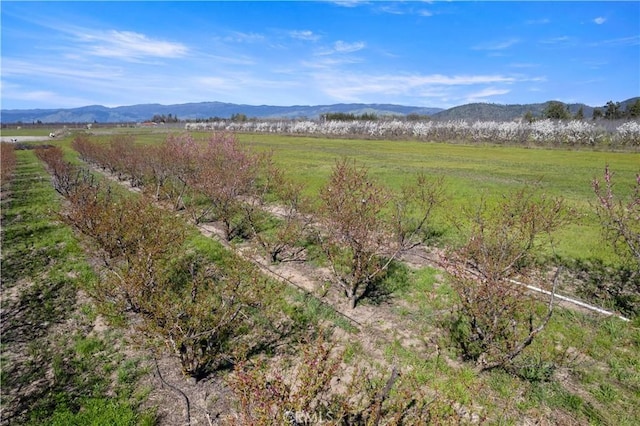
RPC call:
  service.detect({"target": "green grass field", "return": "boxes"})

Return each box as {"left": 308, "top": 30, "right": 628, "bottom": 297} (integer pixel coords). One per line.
{"left": 237, "top": 134, "right": 639, "bottom": 262}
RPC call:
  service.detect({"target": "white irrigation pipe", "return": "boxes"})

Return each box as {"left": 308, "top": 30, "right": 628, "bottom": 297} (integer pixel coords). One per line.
{"left": 510, "top": 279, "right": 631, "bottom": 322}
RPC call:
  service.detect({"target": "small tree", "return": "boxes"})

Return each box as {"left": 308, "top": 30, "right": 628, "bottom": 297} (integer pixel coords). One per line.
{"left": 191, "top": 132, "right": 260, "bottom": 239}
{"left": 443, "top": 187, "right": 566, "bottom": 371}
{"left": 523, "top": 111, "right": 536, "bottom": 124}
{"left": 592, "top": 108, "right": 604, "bottom": 120}
{"left": 604, "top": 101, "right": 622, "bottom": 120}
{"left": 319, "top": 159, "right": 443, "bottom": 308}
{"left": 544, "top": 101, "right": 570, "bottom": 120}
{"left": 626, "top": 99, "right": 640, "bottom": 118}
{"left": 319, "top": 159, "right": 393, "bottom": 308}
{"left": 593, "top": 166, "right": 640, "bottom": 267}
{"left": 164, "top": 132, "right": 200, "bottom": 210}
{"left": 246, "top": 162, "right": 315, "bottom": 263}
{"left": 147, "top": 255, "right": 278, "bottom": 378}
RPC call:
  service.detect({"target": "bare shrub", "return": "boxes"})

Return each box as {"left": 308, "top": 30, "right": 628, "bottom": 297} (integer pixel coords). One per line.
{"left": 34, "top": 146, "right": 77, "bottom": 195}
{"left": 145, "top": 254, "right": 279, "bottom": 378}
{"left": 590, "top": 166, "right": 640, "bottom": 317}
{"left": 191, "top": 132, "right": 261, "bottom": 239}
{"left": 1, "top": 142, "right": 17, "bottom": 185}
{"left": 320, "top": 159, "right": 444, "bottom": 308}
{"left": 593, "top": 165, "right": 640, "bottom": 266}
{"left": 319, "top": 158, "right": 393, "bottom": 308}
{"left": 224, "top": 332, "right": 457, "bottom": 425}
{"left": 246, "top": 162, "right": 315, "bottom": 263}
{"left": 443, "top": 187, "right": 567, "bottom": 371}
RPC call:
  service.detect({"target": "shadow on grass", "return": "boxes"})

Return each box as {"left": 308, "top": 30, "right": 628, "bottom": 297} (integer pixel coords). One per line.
{"left": 362, "top": 260, "right": 411, "bottom": 306}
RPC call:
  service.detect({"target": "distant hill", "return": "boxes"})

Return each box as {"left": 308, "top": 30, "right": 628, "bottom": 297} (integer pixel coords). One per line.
{"left": 0, "top": 102, "right": 443, "bottom": 124}
{"left": 1, "top": 98, "right": 637, "bottom": 124}
{"left": 431, "top": 98, "right": 639, "bottom": 121}
{"left": 430, "top": 101, "right": 593, "bottom": 121}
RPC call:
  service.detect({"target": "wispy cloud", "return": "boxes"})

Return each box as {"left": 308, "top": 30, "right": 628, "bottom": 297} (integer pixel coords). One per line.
{"left": 2, "top": 58, "right": 124, "bottom": 80}
{"left": 221, "top": 31, "right": 265, "bottom": 43}
{"left": 509, "top": 62, "right": 540, "bottom": 69}
{"left": 289, "top": 30, "right": 321, "bottom": 41}
{"left": 334, "top": 40, "right": 365, "bottom": 53}
{"left": 317, "top": 40, "right": 366, "bottom": 55}
{"left": 589, "top": 35, "right": 640, "bottom": 47}
{"left": 473, "top": 38, "right": 520, "bottom": 51}
{"left": 330, "top": 0, "right": 368, "bottom": 8}
{"left": 312, "top": 71, "right": 534, "bottom": 104}
{"left": 9, "top": 89, "right": 94, "bottom": 107}
{"left": 593, "top": 17, "right": 606, "bottom": 25}
{"left": 464, "top": 87, "right": 510, "bottom": 102}
{"left": 539, "top": 36, "right": 573, "bottom": 45}
{"left": 525, "top": 18, "right": 550, "bottom": 25}
{"left": 77, "top": 29, "right": 188, "bottom": 60}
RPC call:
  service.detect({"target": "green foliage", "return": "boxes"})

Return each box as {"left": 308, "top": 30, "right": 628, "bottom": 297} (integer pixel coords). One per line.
{"left": 544, "top": 101, "right": 571, "bottom": 120}
{"left": 604, "top": 101, "right": 623, "bottom": 120}
{"left": 321, "top": 112, "right": 378, "bottom": 121}
{"left": 626, "top": 99, "right": 640, "bottom": 118}
{"left": 47, "top": 398, "right": 155, "bottom": 426}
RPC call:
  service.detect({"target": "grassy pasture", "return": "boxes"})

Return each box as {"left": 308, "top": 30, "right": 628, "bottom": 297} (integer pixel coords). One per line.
{"left": 237, "top": 134, "right": 639, "bottom": 263}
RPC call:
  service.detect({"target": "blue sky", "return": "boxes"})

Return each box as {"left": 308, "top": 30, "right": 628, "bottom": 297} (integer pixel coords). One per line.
{"left": 1, "top": 1, "right": 638, "bottom": 110}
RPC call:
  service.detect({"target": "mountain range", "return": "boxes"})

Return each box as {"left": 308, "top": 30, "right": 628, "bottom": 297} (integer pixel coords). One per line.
{"left": 1, "top": 98, "right": 637, "bottom": 124}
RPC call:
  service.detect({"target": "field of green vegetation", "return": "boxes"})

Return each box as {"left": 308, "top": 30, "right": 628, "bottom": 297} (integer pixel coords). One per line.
{"left": 2, "top": 128, "right": 638, "bottom": 425}
{"left": 236, "top": 133, "right": 638, "bottom": 262}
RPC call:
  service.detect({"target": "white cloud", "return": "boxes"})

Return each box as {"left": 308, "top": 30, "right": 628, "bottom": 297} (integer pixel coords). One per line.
{"left": 2, "top": 58, "right": 123, "bottom": 80}
{"left": 593, "top": 17, "right": 606, "bottom": 25}
{"left": 334, "top": 40, "right": 365, "bottom": 53}
{"left": 222, "top": 31, "right": 265, "bottom": 43}
{"left": 330, "top": 0, "right": 368, "bottom": 8}
{"left": 289, "top": 30, "right": 321, "bottom": 41}
{"left": 525, "top": 18, "right": 550, "bottom": 25}
{"left": 509, "top": 62, "right": 540, "bottom": 68}
{"left": 589, "top": 36, "right": 640, "bottom": 47}
{"left": 311, "top": 71, "right": 534, "bottom": 104}
{"left": 317, "top": 40, "right": 366, "bottom": 55}
{"left": 473, "top": 38, "right": 520, "bottom": 51}
{"left": 465, "top": 87, "right": 510, "bottom": 101}
{"left": 79, "top": 30, "right": 188, "bottom": 60}
{"left": 540, "top": 36, "right": 573, "bottom": 45}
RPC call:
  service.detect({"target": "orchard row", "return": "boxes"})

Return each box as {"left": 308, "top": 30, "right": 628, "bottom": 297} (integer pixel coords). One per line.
{"left": 33, "top": 137, "right": 470, "bottom": 423}
{"left": 185, "top": 119, "right": 640, "bottom": 147}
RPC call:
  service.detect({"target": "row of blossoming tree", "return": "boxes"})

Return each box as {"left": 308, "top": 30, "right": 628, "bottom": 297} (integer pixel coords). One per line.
{"left": 185, "top": 119, "right": 640, "bottom": 146}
